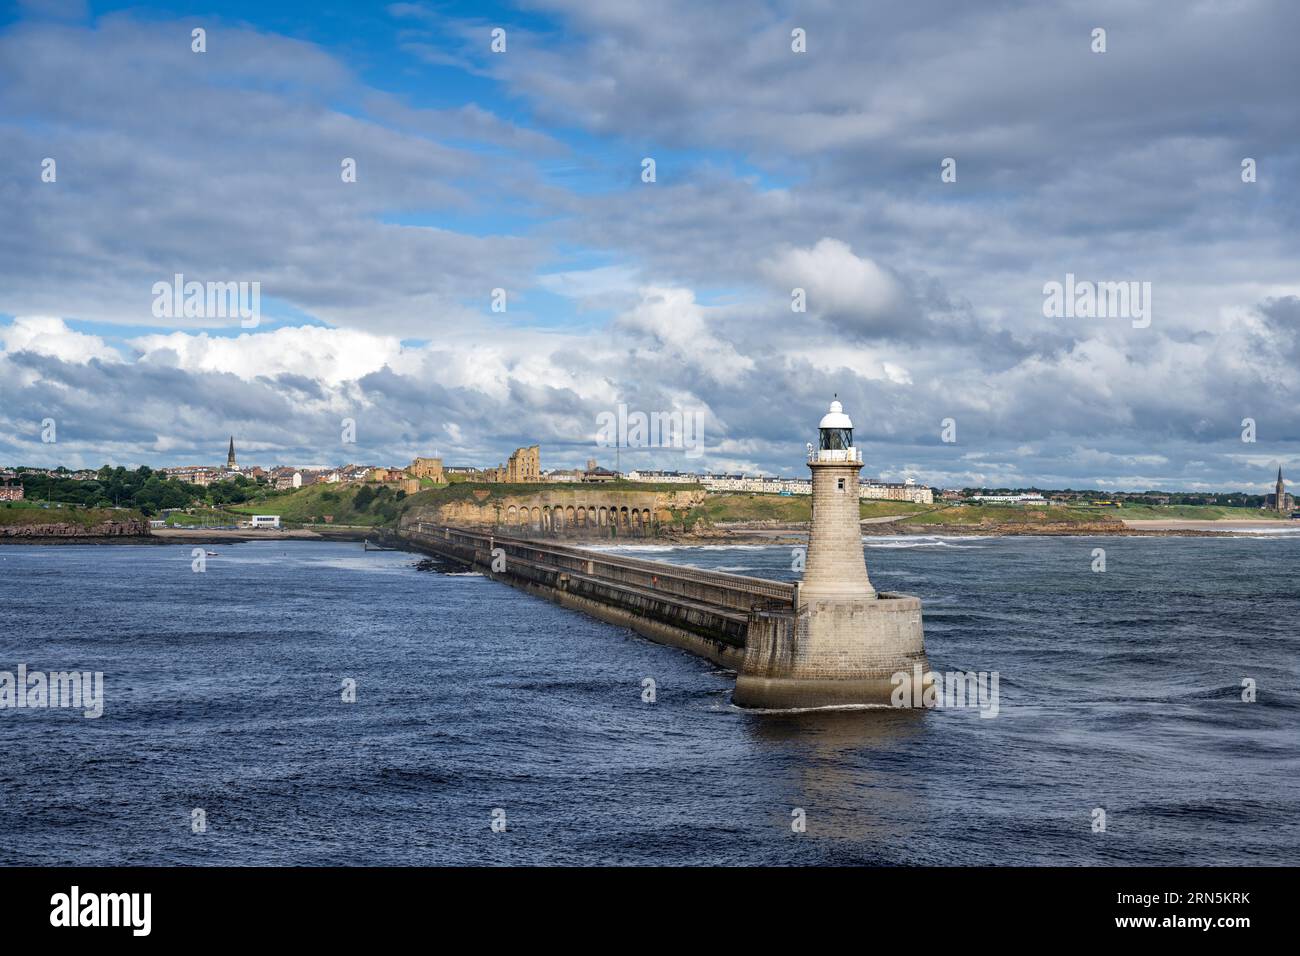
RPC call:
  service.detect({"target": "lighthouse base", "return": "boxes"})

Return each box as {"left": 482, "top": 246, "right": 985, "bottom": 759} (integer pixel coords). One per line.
{"left": 733, "top": 594, "right": 929, "bottom": 710}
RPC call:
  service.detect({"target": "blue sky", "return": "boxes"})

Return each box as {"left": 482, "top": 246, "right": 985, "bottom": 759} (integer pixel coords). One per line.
{"left": 1, "top": 0, "right": 1298, "bottom": 491}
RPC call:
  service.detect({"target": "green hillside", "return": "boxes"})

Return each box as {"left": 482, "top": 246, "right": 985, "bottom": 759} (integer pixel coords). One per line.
{"left": 682, "top": 493, "right": 930, "bottom": 528}
{"left": 896, "top": 504, "right": 1115, "bottom": 527}
{"left": 227, "top": 483, "right": 404, "bottom": 526}
{"left": 1103, "top": 503, "right": 1277, "bottom": 520}
{"left": 0, "top": 500, "right": 146, "bottom": 528}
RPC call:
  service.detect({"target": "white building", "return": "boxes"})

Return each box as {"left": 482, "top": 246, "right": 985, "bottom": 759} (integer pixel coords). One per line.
{"left": 249, "top": 514, "right": 282, "bottom": 528}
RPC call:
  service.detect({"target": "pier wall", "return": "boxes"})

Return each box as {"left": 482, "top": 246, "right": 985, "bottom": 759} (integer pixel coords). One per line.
{"left": 401, "top": 523, "right": 925, "bottom": 709}
{"left": 401, "top": 524, "right": 793, "bottom": 668}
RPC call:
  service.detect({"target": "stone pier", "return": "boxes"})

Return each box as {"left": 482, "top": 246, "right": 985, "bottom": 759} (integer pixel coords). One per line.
{"left": 402, "top": 399, "right": 929, "bottom": 712}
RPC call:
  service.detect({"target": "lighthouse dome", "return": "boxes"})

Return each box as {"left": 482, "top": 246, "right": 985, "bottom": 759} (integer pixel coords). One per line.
{"left": 819, "top": 400, "right": 853, "bottom": 430}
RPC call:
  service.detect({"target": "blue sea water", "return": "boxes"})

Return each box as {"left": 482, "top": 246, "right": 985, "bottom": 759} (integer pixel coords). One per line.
{"left": 0, "top": 534, "right": 1296, "bottom": 866}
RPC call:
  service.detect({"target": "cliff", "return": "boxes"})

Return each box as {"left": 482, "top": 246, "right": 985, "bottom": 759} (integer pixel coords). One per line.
{"left": 400, "top": 483, "right": 706, "bottom": 537}
{"left": 0, "top": 508, "right": 151, "bottom": 538}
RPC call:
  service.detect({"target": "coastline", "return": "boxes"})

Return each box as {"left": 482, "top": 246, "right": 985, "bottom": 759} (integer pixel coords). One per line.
{"left": 0, "top": 526, "right": 381, "bottom": 546}
{"left": 4, "top": 517, "right": 1296, "bottom": 547}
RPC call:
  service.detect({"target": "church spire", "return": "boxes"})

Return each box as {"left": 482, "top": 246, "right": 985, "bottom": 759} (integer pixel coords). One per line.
{"left": 227, "top": 436, "right": 236, "bottom": 469}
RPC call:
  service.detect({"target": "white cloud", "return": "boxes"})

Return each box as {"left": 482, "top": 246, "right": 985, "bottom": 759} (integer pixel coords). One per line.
{"left": 130, "top": 326, "right": 405, "bottom": 386}
{"left": 0, "top": 316, "right": 119, "bottom": 364}
{"left": 615, "top": 286, "right": 754, "bottom": 383}
{"left": 763, "top": 239, "right": 902, "bottom": 317}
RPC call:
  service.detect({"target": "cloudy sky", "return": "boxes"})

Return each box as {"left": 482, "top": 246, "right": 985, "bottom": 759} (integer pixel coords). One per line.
{"left": 1, "top": 0, "right": 1297, "bottom": 491}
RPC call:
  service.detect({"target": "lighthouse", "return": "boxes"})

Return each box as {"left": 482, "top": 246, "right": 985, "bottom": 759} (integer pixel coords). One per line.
{"left": 733, "top": 397, "right": 930, "bottom": 709}
{"left": 801, "top": 398, "right": 876, "bottom": 600}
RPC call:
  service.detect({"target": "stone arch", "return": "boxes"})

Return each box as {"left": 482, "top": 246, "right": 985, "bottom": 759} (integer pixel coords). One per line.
{"left": 543, "top": 508, "right": 553, "bottom": 531}
{"left": 641, "top": 508, "right": 653, "bottom": 529}
{"left": 531, "top": 506, "right": 541, "bottom": 529}
{"left": 519, "top": 507, "right": 529, "bottom": 528}
{"left": 598, "top": 507, "right": 607, "bottom": 527}
{"left": 620, "top": 506, "right": 630, "bottom": 528}
{"left": 576, "top": 507, "right": 587, "bottom": 527}
{"left": 507, "top": 506, "right": 517, "bottom": 523}
{"left": 566, "top": 506, "right": 575, "bottom": 527}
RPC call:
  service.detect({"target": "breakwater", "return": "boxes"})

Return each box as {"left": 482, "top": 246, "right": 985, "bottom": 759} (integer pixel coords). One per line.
{"left": 400, "top": 522, "right": 926, "bottom": 710}
{"left": 402, "top": 522, "right": 793, "bottom": 668}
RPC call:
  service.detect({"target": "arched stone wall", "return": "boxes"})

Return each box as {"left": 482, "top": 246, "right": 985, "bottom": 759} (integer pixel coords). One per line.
{"left": 419, "top": 489, "right": 688, "bottom": 541}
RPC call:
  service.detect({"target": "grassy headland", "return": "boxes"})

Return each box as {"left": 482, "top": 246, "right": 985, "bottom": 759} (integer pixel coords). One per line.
{"left": 0, "top": 500, "right": 147, "bottom": 529}
{"left": 681, "top": 492, "right": 929, "bottom": 528}
{"left": 892, "top": 504, "right": 1111, "bottom": 527}
{"left": 1102, "top": 503, "right": 1279, "bottom": 520}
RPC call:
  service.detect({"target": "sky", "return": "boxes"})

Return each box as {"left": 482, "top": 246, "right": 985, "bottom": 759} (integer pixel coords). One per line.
{"left": 0, "top": 0, "right": 1297, "bottom": 491}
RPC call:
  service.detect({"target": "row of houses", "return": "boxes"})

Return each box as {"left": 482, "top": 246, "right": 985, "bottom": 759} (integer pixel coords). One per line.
{"left": 158, "top": 462, "right": 424, "bottom": 490}
{"left": 2, "top": 467, "right": 99, "bottom": 482}
{"left": 625, "top": 469, "right": 935, "bottom": 504}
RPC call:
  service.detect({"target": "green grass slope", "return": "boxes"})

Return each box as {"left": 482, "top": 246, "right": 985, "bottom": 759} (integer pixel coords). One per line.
{"left": 0, "top": 501, "right": 146, "bottom": 528}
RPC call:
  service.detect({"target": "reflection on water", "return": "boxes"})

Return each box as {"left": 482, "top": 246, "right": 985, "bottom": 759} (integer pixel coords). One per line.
{"left": 743, "top": 708, "right": 930, "bottom": 849}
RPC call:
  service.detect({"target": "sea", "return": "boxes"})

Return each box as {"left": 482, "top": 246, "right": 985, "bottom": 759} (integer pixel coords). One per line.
{"left": 1, "top": 532, "right": 1297, "bottom": 865}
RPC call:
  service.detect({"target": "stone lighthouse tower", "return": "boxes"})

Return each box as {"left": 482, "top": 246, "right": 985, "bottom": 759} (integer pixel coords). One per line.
{"left": 733, "top": 397, "right": 929, "bottom": 709}
{"left": 800, "top": 398, "right": 876, "bottom": 600}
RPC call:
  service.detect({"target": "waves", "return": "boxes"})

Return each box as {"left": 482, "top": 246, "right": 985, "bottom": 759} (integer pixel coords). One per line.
{"left": 1, "top": 536, "right": 1297, "bottom": 865}
{"left": 864, "top": 535, "right": 991, "bottom": 549}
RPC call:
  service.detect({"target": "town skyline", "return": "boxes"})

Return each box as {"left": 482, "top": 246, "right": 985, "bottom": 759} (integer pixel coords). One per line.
{"left": 2, "top": 439, "right": 1291, "bottom": 500}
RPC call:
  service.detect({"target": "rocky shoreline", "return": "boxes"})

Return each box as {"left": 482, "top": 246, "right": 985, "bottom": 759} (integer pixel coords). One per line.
{"left": 3, "top": 516, "right": 1289, "bottom": 546}
{"left": 0, "top": 524, "right": 379, "bottom": 545}
{"left": 0, "top": 518, "right": 151, "bottom": 540}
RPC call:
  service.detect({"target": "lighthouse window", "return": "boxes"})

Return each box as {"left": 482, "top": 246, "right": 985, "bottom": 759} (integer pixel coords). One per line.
{"left": 837, "top": 478, "right": 845, "bottom": 490}
{"left": 819, "top": 427, "right": 853, "bottom": 451}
